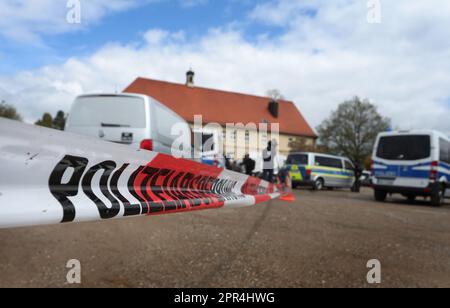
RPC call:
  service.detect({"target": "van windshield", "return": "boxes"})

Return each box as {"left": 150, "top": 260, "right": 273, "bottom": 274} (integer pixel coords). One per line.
{"left": 287, "top": 154, "right": 308, "bottom": 165}
{"left": 376, "top": 135, "right": 431, "bottom": 160}
{"left": 69, "top": 96, "right": 146, "bottom": 128}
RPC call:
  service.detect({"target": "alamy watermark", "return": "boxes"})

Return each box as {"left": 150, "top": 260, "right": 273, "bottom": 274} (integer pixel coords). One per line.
{"left": 366, "top": 259, "right": 381, "bottom": 284}
{"left": 66, "top": 259, "right": 82, "bottom": 284}
{"left": 367, "top": 0, "right": 382, "bottom": 24}
{"left": 67, "top": 0, "right": 81, "bottom": 24}
{"left": 170, "top": 115, "right": 280, "bottom": 169}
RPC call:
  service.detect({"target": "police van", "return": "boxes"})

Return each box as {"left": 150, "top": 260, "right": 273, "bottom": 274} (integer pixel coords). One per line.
{"left": 286, "top": 152, "right": 355, "bottom": 190}
{"left": 372, "top": 130, "right": 450, "bottom": 207}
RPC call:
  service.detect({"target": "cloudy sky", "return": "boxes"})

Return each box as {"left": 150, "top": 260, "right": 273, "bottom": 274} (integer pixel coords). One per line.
{"left": 0, "top": 0, "right": 450, "bottom": 134}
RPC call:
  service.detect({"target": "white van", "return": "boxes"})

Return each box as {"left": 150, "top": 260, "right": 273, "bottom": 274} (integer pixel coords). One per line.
{"left": 286, "top": 152, "right": 355, "bottom": 190}
{"left": 372, "top": 130, "right": 450, "bottom": 207}
{"left": 65, "top": 94, "right": 192, "bottom": 157}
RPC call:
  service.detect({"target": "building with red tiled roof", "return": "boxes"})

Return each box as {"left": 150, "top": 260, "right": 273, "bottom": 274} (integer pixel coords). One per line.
{"left": 124, "top": 71, "right": 317, "bottom": 158}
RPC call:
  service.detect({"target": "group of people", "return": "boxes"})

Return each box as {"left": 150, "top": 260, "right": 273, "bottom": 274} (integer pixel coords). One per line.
{"left": 225, "top": 154, "right": 257, "bottom": 176}
{"left": 224, "top": 141, "right": 290, "bottom": 186}
{"left": 224, "top": 141, "right": 276, "bottom": 178}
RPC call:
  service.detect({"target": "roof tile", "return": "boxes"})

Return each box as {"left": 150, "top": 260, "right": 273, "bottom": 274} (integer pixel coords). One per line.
{"left": 124, "top": 77, "right": 317, "bottom": 138}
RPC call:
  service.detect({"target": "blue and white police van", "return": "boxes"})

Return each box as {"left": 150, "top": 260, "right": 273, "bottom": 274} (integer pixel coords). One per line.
{"left": 372, "top": 130, "right": 450, "bottom": 207}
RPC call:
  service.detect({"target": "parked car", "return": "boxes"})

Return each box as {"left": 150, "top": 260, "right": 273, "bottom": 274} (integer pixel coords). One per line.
{"left": 372, "top": 130, "right": 450, "bottom": 206}
{"left": 65, "top": 93, "right": 192, "bottom": 158}
{"left": 360, "top": 170, "right": 372, "bottom": 187}
{"left": 286, "top": 152, "right": 355, "bottom": 190}
{"left": 192, "top": 128, "right": 225, "bottom": 168}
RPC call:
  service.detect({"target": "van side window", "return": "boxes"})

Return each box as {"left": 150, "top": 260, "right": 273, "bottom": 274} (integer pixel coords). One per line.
{"left": 315, "top": 156, "right": 343, "bottom": 169}
{"left": 287, "top": 154, "right": 308, "bottom": 165}
{"left": 439, "top": 138, "right": 450, "bottom": 164}
{"left": 153, "top": 103, "right": 185, "bottom": 143}
{"left": 344, "top": 161, "right": 354, "bottom": 170}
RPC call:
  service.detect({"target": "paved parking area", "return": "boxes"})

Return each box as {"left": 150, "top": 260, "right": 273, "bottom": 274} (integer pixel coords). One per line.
{"left": 0, "top": 188, "right": 449, "bottom": 288}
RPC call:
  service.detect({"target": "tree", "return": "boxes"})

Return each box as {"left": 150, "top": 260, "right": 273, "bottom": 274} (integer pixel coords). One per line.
{"left": 266, "top": 89, "right": 285, "bottom": 101}
{"left": 52, "top": 110, "right": 67, "bottom": 130}
{"left": 0, "top": 100, "right": 22, "bottom": 121}
{"left": 317, "top": 96, "right": 391, "bottom": 166}
{"left": 35, "top": 113, "right": 53, "bottom": 128}
{"left": 288, "top": 137, "right": 327, "bottom": 153}
{"left": 35, "top": 110, "right": 67, "bottom": 130}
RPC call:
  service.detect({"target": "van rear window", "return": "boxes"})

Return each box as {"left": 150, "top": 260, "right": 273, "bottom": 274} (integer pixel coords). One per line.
{"left": 69, "top": 96, "right": 146, "bottom": 128}
{"left": 287, "top": 154, "right": 308, "bottom": 165}
{"left": 376, "top": 135, "right": 431, "bottom": 160}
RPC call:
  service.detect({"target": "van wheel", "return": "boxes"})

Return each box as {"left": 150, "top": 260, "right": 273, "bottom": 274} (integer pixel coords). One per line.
{"left": 431, "top": 185, "right": 445, "bottom": 207}
{"left": 406, "top": 195, "right": 416, "bottom": 203}
{"left": 313, "top": 178, "right": 324, "bottom": 191}
{"left": 374, "top": 189, "right": 387, "bottom": 202}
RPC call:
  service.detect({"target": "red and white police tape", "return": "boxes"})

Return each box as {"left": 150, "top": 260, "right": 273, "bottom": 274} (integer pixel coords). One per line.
{"left": 0, "top": 118, "right": 289, "bottom": 229}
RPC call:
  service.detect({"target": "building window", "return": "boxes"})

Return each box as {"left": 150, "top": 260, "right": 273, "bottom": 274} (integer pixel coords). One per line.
{"left": 245, "top": 131, "right": 250, "bottom": 143}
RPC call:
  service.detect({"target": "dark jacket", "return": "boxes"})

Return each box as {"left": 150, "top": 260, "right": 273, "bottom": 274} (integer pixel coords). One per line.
{"left": 241, "top": 157, "right": 256, "bottom": 175}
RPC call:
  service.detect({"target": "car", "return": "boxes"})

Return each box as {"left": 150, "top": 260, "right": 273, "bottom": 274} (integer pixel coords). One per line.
{"left": 286, "top": 152, "right": 355, "bottom": 190}
{"left": 372, "top": 130, "right": 450, "bottom": 206}
{"left": 65, "top": 93, "right": 192, "bottom": 158}
{"left": 360, "top": 170, "right": 372, "bottom": 187}
{"left": 192, "top": 128, "right": 225, "bottom": 168}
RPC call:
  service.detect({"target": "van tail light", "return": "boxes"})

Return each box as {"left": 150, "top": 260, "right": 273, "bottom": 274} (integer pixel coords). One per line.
{"left": 306, "top": 169, "right": 312, "bottom": 179}
{"left": 430, "top": 161, "right": 439, "bottom": 182}
{"left": 140, "top": 139, "right": 153, "bottom": 151}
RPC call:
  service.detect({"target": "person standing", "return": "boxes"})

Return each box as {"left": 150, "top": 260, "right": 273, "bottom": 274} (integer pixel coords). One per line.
{"left": 241, "top": 154, "right": 256, "bottom": 176}
{"left": 352, "top": 163, "right": 363, "bottom": 193}
{"left": 277, "top": 165, "right": 291, "bottom": 188}
{"left": 224, "top": 155, "right": 232, "bottom": 170}
{"left": 262, "top": 141, "right": 276, "bottom": 183}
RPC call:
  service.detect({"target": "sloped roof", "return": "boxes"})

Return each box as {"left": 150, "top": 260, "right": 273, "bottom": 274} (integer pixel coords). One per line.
{"left": 123, "top": 77, "right": 317, "bottom": 138}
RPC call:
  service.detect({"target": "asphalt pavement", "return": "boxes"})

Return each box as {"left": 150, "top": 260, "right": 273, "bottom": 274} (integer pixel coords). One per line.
{"left": 0, "top": 188, "right": 449, "bottom": 288}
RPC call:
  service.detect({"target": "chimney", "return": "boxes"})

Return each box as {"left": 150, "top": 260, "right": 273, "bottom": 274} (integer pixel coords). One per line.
{"left": 268, "top": 99, "right": 279, "bottom": 118}
{"left": 186, "top": 69, "right": 195, "bottom": 88}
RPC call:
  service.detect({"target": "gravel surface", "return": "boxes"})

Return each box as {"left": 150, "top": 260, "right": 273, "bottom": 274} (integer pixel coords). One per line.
{"left": 0, "top": 188, "right": 449, "bottom": 288}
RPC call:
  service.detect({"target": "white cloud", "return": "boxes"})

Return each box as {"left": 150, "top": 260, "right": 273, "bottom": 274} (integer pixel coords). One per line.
{"left": 1, "top": 0, "right": 450, "bottom": 135}
{"left": 249, "top": 0, "right": 320, "bottom": 26}
{"left": 143, "top": 29, "right": 186, "bottom": 45}
{"left": 144, "top": 29, "right": 170, "bottom": 45}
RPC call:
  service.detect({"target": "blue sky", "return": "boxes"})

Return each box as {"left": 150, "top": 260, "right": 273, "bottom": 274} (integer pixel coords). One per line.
{"left": 1, "top": 0, "right": 450, "bottom": 133}
{"left": 0, "top": 0, "right": 285, "bottom": 74}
